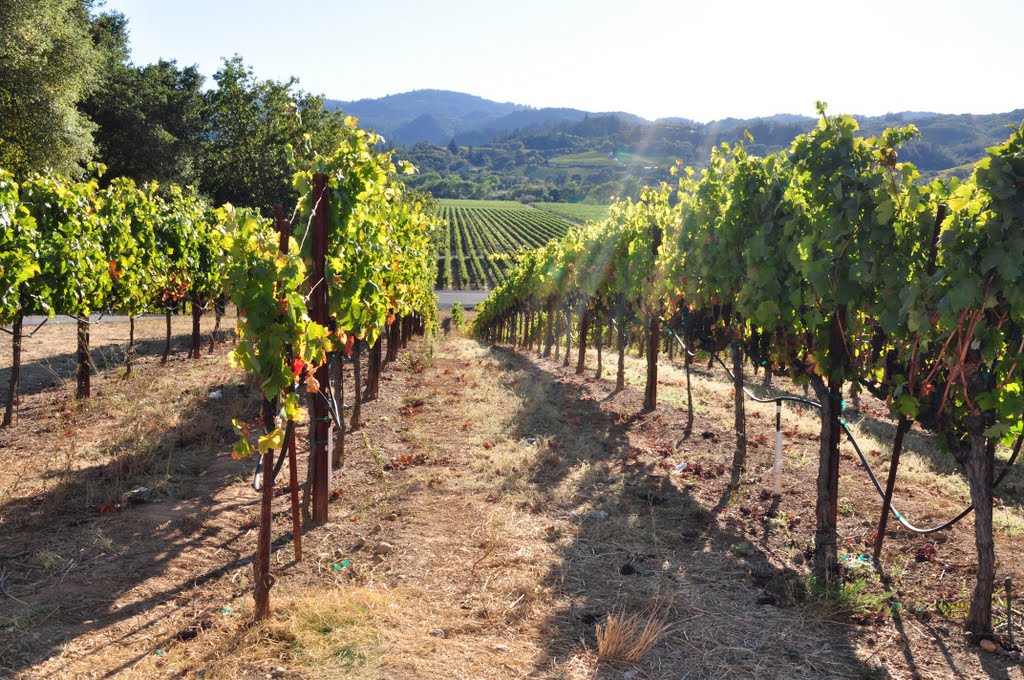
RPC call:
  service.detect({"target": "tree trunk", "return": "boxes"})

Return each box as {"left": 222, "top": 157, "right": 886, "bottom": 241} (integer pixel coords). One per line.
{"left": 729, "top": 342, "right": 747, "bottom": 486}
{"left": 163, "top": 308, "right": 172, "bottom": 364}
{"left": 643, "top": 315, "right": 659, "bottom": 411}
{"left": 595, "top": 313, "right": 603, "bottom": 379}
{"left": 576, "top": 308, "right": 590, "bottom": 375}
{"left": 76, "top": 318, "right": 91, "bottom": 399}
{"left": 350, "top": 340, "right": 362, "bottom": 431}
{"left": 364, "top": 337, "right": 382, "bottom": 402}
{"left": 4, "top": 314, "right": 23, "bottom": 427}
{"left": 190, "top": 298, "right": 202, "bottom": 360}
{"left": 616, "top": 295, "right": 626, "bottom": 391}
{"left": 963, "top": 434, "right": 996, "bottom": 636}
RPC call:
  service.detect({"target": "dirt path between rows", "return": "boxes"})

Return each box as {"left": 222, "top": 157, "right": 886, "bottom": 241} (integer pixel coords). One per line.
{"left": 2, "top": 325, "right": 1022, "bottom": 679}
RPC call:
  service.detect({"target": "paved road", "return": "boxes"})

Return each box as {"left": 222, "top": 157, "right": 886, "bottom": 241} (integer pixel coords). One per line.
{"left": 435, "top": 290, "right": 489, "bottom": 309}
{"left": 16, "top": 313, "right": 165, "bottom": 327}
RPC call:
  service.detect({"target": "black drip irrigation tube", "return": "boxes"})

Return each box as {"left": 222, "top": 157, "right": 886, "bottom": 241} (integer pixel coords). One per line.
{"left": 664, "top": 328, "right": 1022, "bottom": 535}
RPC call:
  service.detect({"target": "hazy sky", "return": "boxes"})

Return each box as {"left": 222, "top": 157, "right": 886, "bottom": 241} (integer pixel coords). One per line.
{"left": 103, "top": 0, "right": 1022, "bottom": 122}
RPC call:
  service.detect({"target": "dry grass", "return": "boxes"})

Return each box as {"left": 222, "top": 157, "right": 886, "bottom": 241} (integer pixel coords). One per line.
{"left": 249, "top": 587, "right": 390, "bottom": 675}
{"left": 595, "top": 607, "right": 672, "bottom": 662}
{"left": 3, "top": 313, "right": 1024, "bottom": 680}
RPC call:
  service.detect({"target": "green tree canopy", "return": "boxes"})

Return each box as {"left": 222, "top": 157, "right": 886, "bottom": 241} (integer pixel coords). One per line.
{"left": 83, "top": 59, "right": 206, "bottom": 187}
{"left": 0, "top": 0, "right": 100, "bottom": 176}
{"left": 200, "top": 56, "right": 348, "bottom": 210}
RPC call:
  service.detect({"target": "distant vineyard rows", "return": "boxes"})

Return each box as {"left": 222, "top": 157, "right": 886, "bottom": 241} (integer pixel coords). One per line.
{"left": 435, "top": 200, "right": 569, "bottom": 289}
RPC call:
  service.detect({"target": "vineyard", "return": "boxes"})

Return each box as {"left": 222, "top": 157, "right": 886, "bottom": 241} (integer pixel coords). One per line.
{"left": 474, "top": 107, "right": 1024, "bottom": 649}
{"left": 531, "top": 202, "right": 611, "bottom": 225}
{"left": 1, "top": 118, "right": 442, "bottom": 663}
{"left": 2, "top": 106, "right": 1024, "bottom": 679}
{"left": 436, "top": 200, "right": 570, "bottom": 290}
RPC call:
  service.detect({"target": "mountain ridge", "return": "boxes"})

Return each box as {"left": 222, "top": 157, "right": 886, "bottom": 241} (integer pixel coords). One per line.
{"left": 325, "top": 89, "right": 1023, "bottom": 204}
{"left": 325, "top": 88, "right": 1018, "bottom": 148}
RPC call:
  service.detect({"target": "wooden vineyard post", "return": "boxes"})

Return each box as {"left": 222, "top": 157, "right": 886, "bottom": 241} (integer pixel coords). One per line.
{"left": 275, "top": 205, "right": 302, "bottom": 562}
{"left": 310, "top": 174, "right": 331, "bottom": 525}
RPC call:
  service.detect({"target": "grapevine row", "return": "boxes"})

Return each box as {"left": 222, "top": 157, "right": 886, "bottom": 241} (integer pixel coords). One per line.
{"left": 472, "top": 108, "right": 1024, "bottom": 638}
{"left": 1, "top": 171, "right": 225, "bottom": 424}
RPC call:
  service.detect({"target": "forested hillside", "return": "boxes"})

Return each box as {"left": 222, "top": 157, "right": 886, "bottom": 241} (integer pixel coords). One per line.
{"left": 392, "top": 105, "right": 1024, "bottom": 203}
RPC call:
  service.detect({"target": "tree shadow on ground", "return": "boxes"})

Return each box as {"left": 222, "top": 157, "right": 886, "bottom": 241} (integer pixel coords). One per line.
{"left": 0, "top": 330, "right": 231, "bottom": 403}
{"left": 484, "top": 344, "right": 889, "bottom": 679}
{"left": 0, "top": 382, "right": 298, "bottom": 678}
{"left": 729, "top": 374, "right": 1024, "bottom": 521}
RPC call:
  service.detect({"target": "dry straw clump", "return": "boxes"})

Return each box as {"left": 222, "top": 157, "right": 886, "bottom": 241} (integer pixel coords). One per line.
{"left": 595, "top": 608, "right": 672, "bottom": 662}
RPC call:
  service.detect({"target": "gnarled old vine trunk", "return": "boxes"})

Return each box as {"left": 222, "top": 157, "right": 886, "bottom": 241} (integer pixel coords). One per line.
{"left": 642, "top": 315, "right": 659, "bottom": 411}
{"left": 615, "top": 294, "right": 626, "bottom": 391}
{"left": 684, "top": 333, "right": 694, "bottom": 435}
{"left": 544, "top": 299, "right": 554, "bottom": 357}
{"left": 562, "top": 307, "right": 572, "bottom": 368}
{"left": 163, "top": 308, "right": 172, "bottom": 364}
{"left": 77, "top": 319, "right": 91, "bottom": 399}
{"left": 810, "top": 372, "right": 843, "bottom": 581}
{"left": 190, "top": 297, "right": 202, "bottom": 360}
{"left": 576, "top": 308, "right": 590, "bottom": 375}
{"left": 729, "top": 342, "right": 747, "bottom": 487}
{"left": 961, "top": 431, "right": 996, "bottom": 635}
{"left": 350, "top": 340, "right": 362, "bottom": 431}
{"left": 363, "top": 337, "right": 382, "bottom": 402}
{"left": 4, "top": 313, "right": 23, "bottom": 427}
{"left": 810, "top": 306, "right": 847, "bottom": 582}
